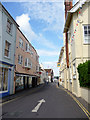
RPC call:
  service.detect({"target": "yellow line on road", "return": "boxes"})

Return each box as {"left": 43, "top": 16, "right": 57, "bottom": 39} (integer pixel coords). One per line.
{"left": 57, "top": 86, "right": 90, "bottom": 119}
{"left": 0, "top": 85, "right": 44, "bottom": 106}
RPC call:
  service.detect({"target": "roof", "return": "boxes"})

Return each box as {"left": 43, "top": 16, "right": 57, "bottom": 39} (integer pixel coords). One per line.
{"left": 0, "top": 2, "right": 19, "bottom": 27}
{"left": 63, "top": 0, "right": 87, "bottom": 33}
{"left": 58, "top": 47, "right": 64, "bottom": 63}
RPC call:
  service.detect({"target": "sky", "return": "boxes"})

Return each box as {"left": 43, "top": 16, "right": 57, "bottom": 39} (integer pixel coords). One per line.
{"left": 1, "top": 0, "right": 78, "bottom": 76}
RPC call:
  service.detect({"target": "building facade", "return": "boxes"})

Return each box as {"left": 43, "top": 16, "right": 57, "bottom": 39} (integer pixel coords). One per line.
{"left": 44, "top": 69, "right": 54, "bottom": 82}
{"left": 39, "top": 64, "right": 48, "bottom": 84}
{"left": 15, "top": 28, "right": 39, "bottom": 92}
{"left": 0, "top": 3, "right": 19, "bottom": 97}
{"left": 62, "top": 0, "right": 90, "bottom": 97}
{"left": 58, "top": 47, "right": 65, "bottom": 86}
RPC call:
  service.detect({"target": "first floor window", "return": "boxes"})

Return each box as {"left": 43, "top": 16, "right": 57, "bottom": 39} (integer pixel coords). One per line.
{"left": 18, "top": 55, "right": 23, "bottom": 65}
{"left": 25, "top": 58, "right": 32, "bottom": 68}
{"left": 4, "top": 41, "right": 11, "bottom": 57}
{"left": 83, "top": 25, "right": 90, "bottom": 43}
{"left": 0, "top": 68, "right": 8, "bottom": 91}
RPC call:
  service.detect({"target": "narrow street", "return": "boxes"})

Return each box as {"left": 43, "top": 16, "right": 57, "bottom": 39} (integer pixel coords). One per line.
{"left": 1, "top": 83, "right": 88, "bottom": 119}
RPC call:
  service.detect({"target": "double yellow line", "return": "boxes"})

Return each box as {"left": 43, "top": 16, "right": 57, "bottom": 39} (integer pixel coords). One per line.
{"left": 56, "top": 85, "right": 90, "bottom": 119}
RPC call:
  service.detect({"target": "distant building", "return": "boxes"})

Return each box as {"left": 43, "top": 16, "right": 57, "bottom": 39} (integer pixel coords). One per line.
{"left": 58, "top": 47, "right": 64, "bottom": 86}
{"left": 44, "top": 69, "right": 54, "bottom": 82}
{"left": 0, "top": 3, "right": 19, "bottom": 97}
{"left": 39, "top": 64, "right": 48, "bottom": 84}
{"left": 15, "top": 28, "right": 39, "bottom": 92}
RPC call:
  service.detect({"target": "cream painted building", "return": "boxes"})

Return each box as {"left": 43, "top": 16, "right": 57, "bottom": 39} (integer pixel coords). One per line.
{"left": 58, "top": 47, "right": 64, "bottom": 86}
{"left": 61, "top": 0, "right": 90, "bottom": 99}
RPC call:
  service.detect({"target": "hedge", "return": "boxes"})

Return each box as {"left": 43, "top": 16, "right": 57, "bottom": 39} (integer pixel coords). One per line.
{"left": 77, "top": 60, "right": 90, "bottom": 88}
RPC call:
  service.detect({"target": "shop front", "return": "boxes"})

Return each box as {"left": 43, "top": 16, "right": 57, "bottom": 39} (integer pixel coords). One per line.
{"left": 0, "top": 62, "right": 12, "bottom": 97}
{"left": 15, "top": 74, "right": 32, "bottom": 92}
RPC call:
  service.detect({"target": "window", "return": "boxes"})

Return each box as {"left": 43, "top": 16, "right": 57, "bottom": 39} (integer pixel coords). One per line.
{"left": 25, "top": 58, "right": 32, "bottom": 68}
{"left": 83, "top": 25, "right": 90, "bottom": 43}
{"left": 18, "top": 55, "right": 23, "bottom": 65}
{"left": 4, "top": 41, "right": 11, "bottom": 58}
{"left": 36, "top": 66, "right": 39, "bottom": 72}
{"left": 7, "top": 19, "right": 12, "bottom": 34}
{"left": 73, "top": 63, "right": 76, "bottom": 74}
{"left": 36, "top": 55, "right": 38, "bottom": 62}
{"left": 70, "top": 66, "right": 72, "bottom": 82}
{"left": 25, "top": 43, "right": 31, "bottom": 52}
{"left": 19, "top": 38, "right": 23, "bottom": 48}
{"left": 0, "top": 68, "right": 8, "bottom": 91}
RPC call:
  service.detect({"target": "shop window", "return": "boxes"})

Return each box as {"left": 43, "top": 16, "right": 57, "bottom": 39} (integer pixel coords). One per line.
{"left": 15, "top": 76, "right": 24, "bottom": 91}
{"left": 4, "top": 41, "right": 11, "bottom": 58}
{"left": 0, "top": 68, "right": 8, "bottom": 91}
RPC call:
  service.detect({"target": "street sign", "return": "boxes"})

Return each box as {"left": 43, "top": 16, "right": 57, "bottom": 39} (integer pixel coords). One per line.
{"left": 57, "top": 62, "right": 60, "bottom": 67}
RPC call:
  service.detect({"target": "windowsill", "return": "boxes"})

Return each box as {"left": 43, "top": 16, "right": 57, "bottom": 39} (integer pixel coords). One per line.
{"left": 4, "top": 56, "right": 10, "bottom": 60}
{"left": 0, "top": 90, "right": 8, "bottom": 94}
{"left": 18, "top": 63, "right": 23, "bottom": 66}
{"left": 73, "top": 73, "right": 76, "bottom": 76}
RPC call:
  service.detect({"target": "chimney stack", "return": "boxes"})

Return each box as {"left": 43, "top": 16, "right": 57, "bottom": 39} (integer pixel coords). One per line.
{"left": 64, "top": 0, "right": 73, "bottom": 68}
{"left": 64, "top": 0, "right": 73, "bottom": 18}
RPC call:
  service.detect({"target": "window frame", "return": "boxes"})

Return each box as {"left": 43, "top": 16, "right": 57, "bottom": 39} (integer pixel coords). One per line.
{"left": 19, "top": 38, "right": 23, "bottom": 49}
{"left": 83, "top": 25, "right": 90, "bottom": 44}
{"left": 4, "top": 41, "right": 11, "bottom": 58}
{"left": 18, "top": 55, "right": 23, "bottom": 65}
{"left": 6, "top": 19, "right": 12, "bottom": 34}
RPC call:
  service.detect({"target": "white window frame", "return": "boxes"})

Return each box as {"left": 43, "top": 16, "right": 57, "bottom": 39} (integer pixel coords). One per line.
{"left": 25, "top": 43, "right": 31, "bottom": 53}
{"left": 4, "top": 41, "right": 11, "bottom": 58}
{"left": 83, "top": 25, "right": 90, "bottom": 44}
{"left": 18, "top": 55, "right": 23, "bottom": 65}
{"left": 6, "top": 19, "right": 12, "bottom": 34}
{"left": 25, "top": 58, "right": 32, "bottom": 68}
{"left": 19, "top": 38, "right": 23, "bottom": 48}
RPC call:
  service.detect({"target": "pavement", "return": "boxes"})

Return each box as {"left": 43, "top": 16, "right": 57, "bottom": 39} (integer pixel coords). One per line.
{"left": 0, "top": 82, "right": 90, "bottom": 119}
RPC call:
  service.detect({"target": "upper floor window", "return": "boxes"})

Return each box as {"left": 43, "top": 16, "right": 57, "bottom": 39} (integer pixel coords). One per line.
{"left": 25, "top": 58, "right": 32, "bottom": 68}
{"left": 83, "top": 25, "right": 90, "bottom": 44}
{"left": 36, "top": 65, "right": 39, "bottom": 72}
{"left": 25, "top": 43, "right": 31, "bottom": 52}
{"left": 4, "top": 41, "right": 11, "bottom": 58}
{"left": 19, "top": 38, "right": 23, "bottom": 48}
{"left": 36, "top": 55, "right": 39, "bottom": 62}
{"left": 7, "top": 19, "right": 12, "bottom": 34}
{"left": 18, "top": 55, "right": 23, "bottom": 65}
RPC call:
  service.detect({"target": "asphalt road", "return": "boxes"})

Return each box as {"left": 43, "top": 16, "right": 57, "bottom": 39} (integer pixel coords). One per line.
{"left": 0, "top": 83, "right": 89, "bottom": 119}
